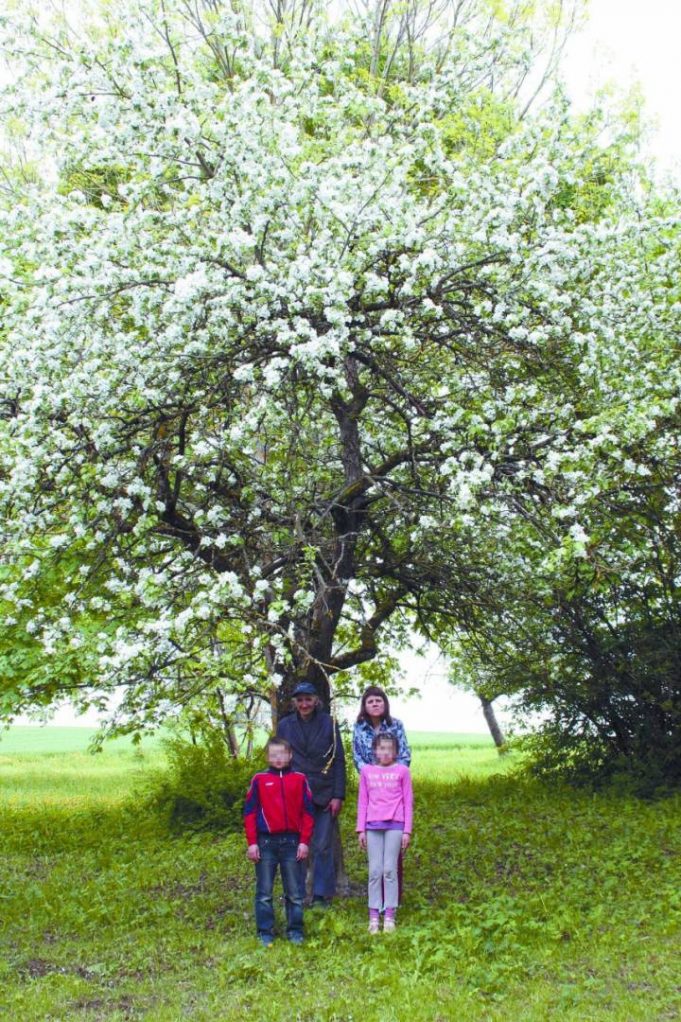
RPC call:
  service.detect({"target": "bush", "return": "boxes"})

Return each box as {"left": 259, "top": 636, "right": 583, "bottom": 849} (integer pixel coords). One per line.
{"left": 520, "top": 717, "right": 680, "bottom": 797}
{"left": 146, "top": 730, "right": 261, "bottom": 833}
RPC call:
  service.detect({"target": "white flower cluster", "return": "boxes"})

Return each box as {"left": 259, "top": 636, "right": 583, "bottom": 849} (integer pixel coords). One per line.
{"left": 0, "top": 0, "right": 678, "bottom": 721}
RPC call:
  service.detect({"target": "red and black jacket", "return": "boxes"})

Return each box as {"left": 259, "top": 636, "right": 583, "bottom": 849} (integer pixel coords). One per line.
{"left": 243, "top": 767, "right": 315, "bottom": 846}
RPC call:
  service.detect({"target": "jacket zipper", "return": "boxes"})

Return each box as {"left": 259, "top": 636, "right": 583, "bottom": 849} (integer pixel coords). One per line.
{"left": 279, "top": 770, "right": 290, "bottom": 831}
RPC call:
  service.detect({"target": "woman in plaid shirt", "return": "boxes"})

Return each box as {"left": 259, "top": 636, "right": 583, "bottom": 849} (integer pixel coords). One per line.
{"left": 352, "top": 686, "right": 411, "bottom": 771}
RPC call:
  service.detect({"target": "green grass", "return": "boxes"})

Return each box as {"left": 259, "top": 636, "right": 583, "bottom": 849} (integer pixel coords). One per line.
{"left": 1, "top": 725, "right": 491, "bottom": 755}
{"left": 0, "top": 725, "right": 158, "bottom": 755}
{"left": 0, "top": 747, "right": 165, "bottom": 806}
{"left": 0, "top": 728, "right": 164, "bottom": 807}
{"left": 0, "top": 726, "right": 513, "bottom": 804}
{"left": 0, "top": 727, "right": 679, "bottom": 1021}
{"left": 410, "top": 730, "right": 493, "bottom": 745}
{"left": 409, "top": 730, "right": 517, "bottom": 781}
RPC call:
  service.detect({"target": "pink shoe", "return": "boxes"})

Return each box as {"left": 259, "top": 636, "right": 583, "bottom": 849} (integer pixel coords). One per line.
{"left": 383, "top": 915, "right": 396, "bottom": 932}
{"left": 368, "top": 914, "right": 380, "bottom": 934}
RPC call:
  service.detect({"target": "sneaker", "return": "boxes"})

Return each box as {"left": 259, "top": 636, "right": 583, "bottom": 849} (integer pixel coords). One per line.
{"left": 368, "top": 917, "right": 380, "bottom": 935}
{"left": 287, "top": 933, "right": 304, "bottom": 945}
{"left": 383, "top": 916, "right": 396, "bottom": 933}
{"left": 258, "top": 934, "right": 274, "bottom": 947}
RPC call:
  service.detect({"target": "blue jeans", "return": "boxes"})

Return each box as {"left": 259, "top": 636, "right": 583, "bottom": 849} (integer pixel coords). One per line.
{"left": 254, "top": 833, "right": 304, "bottom": 941}
{"left": 303, "top": 805, "right": 336, "bottom": 899}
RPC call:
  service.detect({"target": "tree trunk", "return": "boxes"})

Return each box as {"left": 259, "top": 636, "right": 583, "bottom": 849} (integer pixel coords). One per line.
{"left": 276, "top": 662, "right": 333, "bottom": 718}
{"left": 301, "top": 816, "right": 349, "bottom": 900}
{"left": 479, "top": 694, "right": 507, "bottom": 753}
{"left": 215, "top": 686, "right": 240, "bottom": 758}
{"left": 332, "top": 817, "right": 349, "bottom": 895}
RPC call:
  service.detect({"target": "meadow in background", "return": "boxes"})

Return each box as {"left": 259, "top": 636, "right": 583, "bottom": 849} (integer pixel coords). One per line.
{"left": 0, "top": 727, "right": 679, "bottom": 1022}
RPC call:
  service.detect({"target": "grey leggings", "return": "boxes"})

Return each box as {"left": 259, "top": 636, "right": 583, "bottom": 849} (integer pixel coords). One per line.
{"left": 366, "top": 829, "right": 403, "bottom": 910}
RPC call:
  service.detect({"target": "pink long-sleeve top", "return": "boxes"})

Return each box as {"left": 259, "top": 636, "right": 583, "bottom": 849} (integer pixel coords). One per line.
{"left": 356, "top": 763, "right": 413, "bottom": 834}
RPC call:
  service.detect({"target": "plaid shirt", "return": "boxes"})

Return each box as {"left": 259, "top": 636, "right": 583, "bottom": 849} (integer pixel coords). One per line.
{"left": 351, "top": 717, "right": 411, "bottom": 771}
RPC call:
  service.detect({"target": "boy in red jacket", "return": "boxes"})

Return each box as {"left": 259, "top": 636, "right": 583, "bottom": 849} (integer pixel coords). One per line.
{"left": 244, "top": 737, "right": 315, "bottom": 946}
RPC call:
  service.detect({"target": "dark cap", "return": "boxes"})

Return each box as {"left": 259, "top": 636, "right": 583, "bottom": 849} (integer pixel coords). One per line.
{"left": 291, "top": 682, "right": 318, "bottom": 698}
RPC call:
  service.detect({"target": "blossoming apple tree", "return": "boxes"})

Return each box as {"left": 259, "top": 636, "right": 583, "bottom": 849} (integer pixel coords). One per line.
{"left": 1, "top": 0, "right": 678, "bottom": 770}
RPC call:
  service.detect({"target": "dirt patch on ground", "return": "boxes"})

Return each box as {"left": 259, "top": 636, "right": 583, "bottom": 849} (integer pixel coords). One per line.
{"left": 19, "top": 957, "right": 63, "bottom": 978}
{"left": 18, "top": 957, "right": 129, "bottom": 984}
{"left": 70, "top": 994, "right": 143, "bottom": 1019}
{"left": 147, "top": 871, "right": 212, "bottom": 899}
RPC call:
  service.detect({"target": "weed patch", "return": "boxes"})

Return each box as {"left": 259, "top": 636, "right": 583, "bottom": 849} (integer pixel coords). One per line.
{"left": 0, "top": 732, "right": 679, "bottom": 1021}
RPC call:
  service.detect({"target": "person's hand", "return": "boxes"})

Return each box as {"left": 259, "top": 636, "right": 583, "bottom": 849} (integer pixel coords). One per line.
{"left": 328, "top": 798, "right": 343, "bottom": 817}
{"left": 247, "top": 844, "right": 260, "bottom": 862}
{"left": 358, "top": 831, "right": 367, "bottom": 851}
{"left": 296, "top": 842, "right": 309, "bottom": 861}
{"left": 401, "top": 832, "right": 411, "bottom": 852}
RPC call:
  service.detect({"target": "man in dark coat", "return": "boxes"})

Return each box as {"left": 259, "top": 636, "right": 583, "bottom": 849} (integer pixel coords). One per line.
{"left": 276, "top": 681, "right": 346, "bottom": 905}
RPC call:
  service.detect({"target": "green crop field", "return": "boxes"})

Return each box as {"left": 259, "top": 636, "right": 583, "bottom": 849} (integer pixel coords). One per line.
{"left": 0, "top": 727, "right": 679, "bottom": 1021}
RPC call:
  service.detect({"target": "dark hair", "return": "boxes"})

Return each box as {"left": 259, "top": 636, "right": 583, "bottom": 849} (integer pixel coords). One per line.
{"left": 372, "top": 733, "right": 398, "bottom": 755}
{"left": 357, "top": 686, "right": 393, "bottom": 726}
{"left": 266, "top": 736, "right": 291, "bottom": 753}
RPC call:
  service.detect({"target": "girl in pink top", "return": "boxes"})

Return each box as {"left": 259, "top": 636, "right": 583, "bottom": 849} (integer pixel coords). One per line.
{"left": 356, "top": 733, "right": 413, "bottom": 933}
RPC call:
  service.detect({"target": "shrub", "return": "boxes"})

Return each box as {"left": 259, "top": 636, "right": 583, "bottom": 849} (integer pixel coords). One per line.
{"left": 146, "top": 730, "right": 261, "bottom": 834}
{"left": 519, "top": 716, "right": 680, "bottom": 797}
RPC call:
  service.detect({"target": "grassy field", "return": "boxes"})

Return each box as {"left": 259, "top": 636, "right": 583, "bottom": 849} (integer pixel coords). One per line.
{"left": 0, "top": 727, "right": 506, "bottom": 804}
{"left": 0, "top": 727, "right": 679, "bottom": 1021}
{"left": 0, "top": 727, "right": 165, "bottom": 807}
